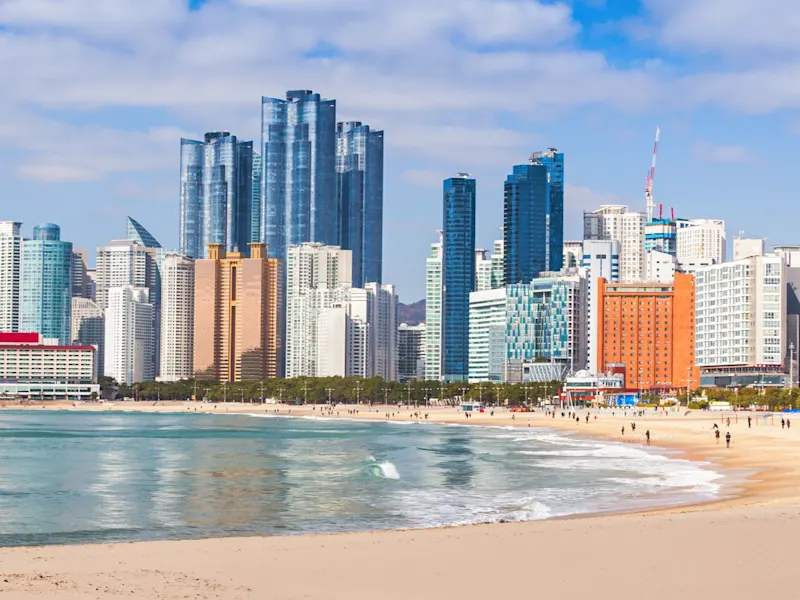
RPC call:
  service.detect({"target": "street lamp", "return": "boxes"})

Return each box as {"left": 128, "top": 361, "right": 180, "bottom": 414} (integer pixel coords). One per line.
{"left": 326, "top": 387, "right": 334, "bottom": 405}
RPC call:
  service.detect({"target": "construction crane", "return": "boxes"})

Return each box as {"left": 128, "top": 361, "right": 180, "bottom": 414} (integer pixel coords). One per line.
{"left": 645, "top": 125, "right": 660, "bottom": 222}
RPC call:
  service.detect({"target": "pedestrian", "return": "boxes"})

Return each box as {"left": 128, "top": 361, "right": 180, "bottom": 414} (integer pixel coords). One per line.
{"left": 748, "top": 416, "right": 752, "bottom": 429}
{"left": 782, "top": 418, "right": 786, "bottom": 429}
{"left": 645, "top": 430, "right": 651, "bottom": 444}
{"left": 575, "top": 416, "right": 579, "bottom": 424}
{"left": 788, "top": 419, "right": 792, "bottom": 429}
{"left": 715, "top": 429, "right": 720, "bottom": 444}
{"left": 586, "top": 414, "right": 589, "bottom": 424}
{"left": 621, "top": 426, "right": 625, "bottom": 436}
{"left": 726, "top": 431, "right": 731, "bottom": 448}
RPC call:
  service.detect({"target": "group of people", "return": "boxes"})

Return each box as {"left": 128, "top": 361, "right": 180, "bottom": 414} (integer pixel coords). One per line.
{"left": 712, "top": 423, "right": 732, "bottom": 448}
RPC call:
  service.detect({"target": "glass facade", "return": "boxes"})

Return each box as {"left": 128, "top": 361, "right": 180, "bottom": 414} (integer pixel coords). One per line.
{"left": 179, "top": 132, "right": 253, "bottom": 259}
{"left": 250, "top": 151, "right": 262, "bottom": 245}
{"left": 126, "top": 217, "right": 162, "bottom": 248}
{"left": 504, "top": 149, "right": 564, "bottom": 284}
{"left": 336, "top": 121, "right": 384, "bottom": 287}
{"left": 21, "top": 223, "right": 73, "bottom": 344}
{"left": 442, "top": 175, "right": 476, "bottom": 383}
{"left": 260, "top": 90, "right": 337, "bottom": 263}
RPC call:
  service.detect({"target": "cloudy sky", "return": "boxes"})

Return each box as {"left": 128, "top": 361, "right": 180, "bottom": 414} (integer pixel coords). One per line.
{"left": 1, "top": 0, "right": 798, "bottom": 300}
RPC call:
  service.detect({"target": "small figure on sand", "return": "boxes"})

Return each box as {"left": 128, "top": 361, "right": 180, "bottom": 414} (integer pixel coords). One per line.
{"left": 715, "top": 429, "right": 720, "bottom": 444}
{"left": 585, "top": 414, "right": 589, "bottom": 424}
{"left": 748, "top": 416, "right": 752, "bottom": 429}
{"left": 645, "top": 430, "right": 651, "bottom": 444}
{"left": 726, "top": 431, "right": 731, "bottom": 448}
{"left": 631, "top": 422, "right": 636, "bottom": 432}
{"left": 621, "top": 426, "right": 625, "bottom": 436}
{"left": 788, "top": 419, "right": 792, "bottom": 429}
{"left": 782, "top": 418, "right": 785, "bottom": 429}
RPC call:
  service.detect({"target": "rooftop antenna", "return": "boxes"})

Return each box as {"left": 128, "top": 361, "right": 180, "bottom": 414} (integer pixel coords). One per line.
{"left": 645, "top": 126, "right": 660, "bottom": 222}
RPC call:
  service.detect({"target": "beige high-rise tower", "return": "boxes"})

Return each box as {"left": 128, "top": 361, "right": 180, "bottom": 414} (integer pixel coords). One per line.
{"left": 193, "top": 243, "right": 282, "bottom": 382}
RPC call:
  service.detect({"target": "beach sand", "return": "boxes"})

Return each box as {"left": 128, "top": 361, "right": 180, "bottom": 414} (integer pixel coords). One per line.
{"left": 2, "top": 401, "right": 799, "bottom": 599}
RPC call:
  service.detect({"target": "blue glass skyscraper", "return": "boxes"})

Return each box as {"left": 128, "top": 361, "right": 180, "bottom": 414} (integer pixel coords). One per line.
{"left": 260, "top": 90, "right": 337, "bottom": 262}
{"left": 21, "top": 223, "right": 72, "bottom": 344}
{"left": 250, "top": 151, "right": 262, "bottom": 245}
{"left": 126, "top": 217, "right": 161, "bottom": 248}
{"left": 504, "top": 148, "right": 564, "bottom": 284}
{"left": 336, "top": 121, "right": 384, "bottom": 287}
{"left": 442, "top": 174, "right": 476, "bottom": 383}
{"left": 179, "top": 132, "right": 253, "bottom": 259}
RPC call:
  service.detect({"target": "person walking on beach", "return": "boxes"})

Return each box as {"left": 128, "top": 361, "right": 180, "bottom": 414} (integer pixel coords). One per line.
{"left": 788, "top": 419, "right": 792, "bottom": 429}
{"left": 748, "top": 416, "right": 752, "bottom": 429}
{"left": 782, "top": 418, "right": 785, "bottom": 429}
{"left": 645, "top": 430, "right": 651, "bottom": 444}
{"left": 726, "top": 431, "right": 731, "bottom": 448}
{"left": 586, "top": 414, "right": 589, "bottom": 424}
{"left": 621, "top": 425, "right": 625, "bottom": 436}
{"left": 715, "top": 429, "right": 720, "bottom": 444}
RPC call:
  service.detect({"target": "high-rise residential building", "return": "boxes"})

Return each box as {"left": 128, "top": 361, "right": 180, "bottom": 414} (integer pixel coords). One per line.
{"left": 475, "top": 248, "right": 492, "bottom": 292}
{"left": 581, "top": 239, "right": 620, "bottom": 374}
{"left": 85, "top": 268, "right": 97, "bottom": 301}
{"left": 159, "top": 254, "right": 195, "bottom": 382}
{"left": 468, "top": 272, "right": 586, "bottom": 383}
{"left": 645, "top": 250, "right": 677, "bottom": 284}
{"left": 584, "top": 205, "right": 646, "bottom": 283}
{"left": 366, "top": 282, "right": 397, "bottom": 381}
{"left": 733, "top": 237, "right": 765, "bottom": 260}
{"left": 398, "top": 323, "right": 426, "bottom": 381}
{"left": 71, "top": 249, "right": 90, "bottom": 299}
{"left": 676, "top": 219, "right": 726, "bottom": 266}
{"left": 21, "top": 223, "right": 73, "bottom": 344}
{"left": 336, "top": 121, "right": 385, "bottom": 287}
{"left": 285, "top": 243, "right": 352, "bottom": 378}
{"left": 644, "top": 216, "right": 687, "bottom": 256}
{"left": 0, "top": 332, "right": 98, "bottom": 400}
{"left": 0, "top": 222, "right": 22, "bottom": 332}
{"left": 695, "top": 254, "right": 787, "bottom": 387}
{"left": 180, "top": 132, "right": 254, "bottom": 259}
{"left": 597, "top": 273, "right": 699, "bottom": 392}
{"left": 71, "top": 297, "right": 105, "bottom": 379}
{"left": 317, "top": 294, "right": 370, "bottom": 378}
{"left": 104, "top": 286, "right": 154, "bottom": 385}
{"left": 194, "top": 243, "right": 282, "bottom": 382}
{"left": 442, "top": 174, "right": 476, "bottom": 383}
{"left": 260, "top": 90, "right": 337, "bottom": 264}
{"left": 126, "top": 217, "right": 162, "bottom": 249}
{"left": 490, "top": 239, "right": 505, "bottom": 288}
{"left": 424, "top": 235, "right": 443, "bottom": 381}
{"left": 504, "top": 150, "right": 564, "bottom": 284}
{"left": 250, "top": 151, "right": 262, "bottom": 245}
{"left": 96, "top": 240, "right": 160, "bottom": 375}
{"left": 563, "top": 241, "right": 582, "bottom": 270}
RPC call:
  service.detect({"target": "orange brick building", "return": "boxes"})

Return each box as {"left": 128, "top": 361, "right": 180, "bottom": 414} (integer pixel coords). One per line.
{"left": 193, "top": 243, "right": 282, "bottom": 382}
{"left": 597, "top": 272, "right": 699, "bottom": 392}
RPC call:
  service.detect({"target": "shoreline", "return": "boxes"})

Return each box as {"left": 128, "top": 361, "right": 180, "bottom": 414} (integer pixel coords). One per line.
{"left": 2, "top": 402, "right": 800, "bottom": 598}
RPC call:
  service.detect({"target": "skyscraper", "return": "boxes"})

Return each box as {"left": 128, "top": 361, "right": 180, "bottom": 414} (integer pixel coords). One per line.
{"left": 584, "top": 205, "right": 646, "bottom": 283}
{"left": 366, "top": 282, "right": 397, "bottom": 381}
{"left": 193, "top": 243, "right": 282, "bottom": 382}
{"left": 126, "top": 217, "right": 162, "bottom": 249}
{"left": 71, "top": 297, "right": 105, "bottom": 378}
{"left": 105, "top": 286, "right": 154, "bottom": 385}
{"left": 398, "top": 323, "right": 426, "bottom": 381}
{"left": 180, "top": 132, "right": 254, "bottom": 259}
{"left": 581, "top": 239, "right": 620, "bottom": 374}
{"left": 260, "top": 90, "right": 337, "bottom": 264}
{"left": 71, "top": 249, "right": 90, "bottom": 299}
{"left": 424, "top": 235, "right": 443, "bottom": 381}
{"left": 250, "top": 151, "right": 262, "bottom": 245}
{"left": 504, "top": 149, "right": 564, "bottom": 284}
{"left": 159, "top": 254, "right": 195, "bottom": 382}
{"left": 0, "top": 222, "right": 22, "bottom": 332}
{"left": 442, "top": 174, "right": 476, "bottom": 383}
{"left": 336, "top": 121, "right": 384, "bottom": 286}
{"left": 21, "top": 223, "right": 73, "bottom": 344}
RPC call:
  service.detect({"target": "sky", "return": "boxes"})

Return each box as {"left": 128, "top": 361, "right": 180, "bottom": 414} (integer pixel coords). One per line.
{"left": 1, "top": 0, "right": 799, "bottom": 302}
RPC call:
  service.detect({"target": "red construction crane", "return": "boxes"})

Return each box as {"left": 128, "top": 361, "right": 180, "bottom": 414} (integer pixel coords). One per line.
{"left": 645, "top": 125, "right": 660, "bottom": 222}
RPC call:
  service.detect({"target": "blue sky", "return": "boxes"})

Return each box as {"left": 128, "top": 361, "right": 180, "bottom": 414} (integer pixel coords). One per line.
{"left": 1, "top": 0, "right": 799, "bottom": 301}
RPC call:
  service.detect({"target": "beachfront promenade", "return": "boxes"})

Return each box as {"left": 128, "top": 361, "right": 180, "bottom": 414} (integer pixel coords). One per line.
{"left": 1, "top": 402, "right": 798, "bottom": 599}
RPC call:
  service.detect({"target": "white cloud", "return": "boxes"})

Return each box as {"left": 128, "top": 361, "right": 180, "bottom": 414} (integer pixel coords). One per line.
{"left": 400, "top": 170, "right": 448, "bottom": 190}
{"left": 692, "top": 141, "right": 753, "bottom": 164}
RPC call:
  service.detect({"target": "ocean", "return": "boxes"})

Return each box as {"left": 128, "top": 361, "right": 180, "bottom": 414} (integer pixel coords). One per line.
{"left": 0, "top": 410, "right": 722, "bottom": 547}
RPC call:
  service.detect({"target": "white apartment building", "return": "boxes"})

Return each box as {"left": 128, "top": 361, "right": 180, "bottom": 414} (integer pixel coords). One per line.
{"left": 317, "top": 302, "right": 371, "bottom": 378}
{"left": 366, "top": 283, "right": 398, "bottom": 381}
{"left": 159, "top": 254, "right": 194, "bottom": 382}
{"left": 0, "top": 222, "right": 22, "bottom": 332}
{"left": 398, "top": 323, "right": 426, "bottom": 381}
{"left": 286, "top": 244, "right": 353, "bottom": 378}
{"left": 645, "top": 250, "right": 677, "bottom": 284}
{"left": 476, "top": 239, "right": 505, "bottom": 292}
{"left": 104, "top": 286, "right": 154, "bottom": 385}
{"left": 580, "top": 239, "right": 619, "bottom": 373}
{"left": 583, "top": 205, "right": 645, "bottom": 283}
{"left": 71, "top": 297, "right": 105, "bottom": 378}
{"left": 468, "top": 288, "right": 506, "bottom": 382}
{"left": 695, "top": 254, "right": 786, "bottom": 380}
{"left": 676, "top": 219, "right": 726, "bottom": 266}
{"left": 424, "top": 236, "right": 443, "bottom": 380}
{"left": 733, "top": 237, "right": 765, "bottom": 261}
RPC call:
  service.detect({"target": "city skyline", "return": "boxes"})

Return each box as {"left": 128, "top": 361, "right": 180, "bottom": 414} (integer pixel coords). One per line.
{"left": 2, "top": 1, "right": 796, "bottom": 302}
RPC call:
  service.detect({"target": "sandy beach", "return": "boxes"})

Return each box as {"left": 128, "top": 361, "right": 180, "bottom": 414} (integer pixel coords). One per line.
{"left": 1, "top": 401, "right": 799, "bottom": 599}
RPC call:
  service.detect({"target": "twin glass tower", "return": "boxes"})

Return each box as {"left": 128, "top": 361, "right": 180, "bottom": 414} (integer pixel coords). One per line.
{"left": 179, "top": 91, "right": 384, "bottom": 287}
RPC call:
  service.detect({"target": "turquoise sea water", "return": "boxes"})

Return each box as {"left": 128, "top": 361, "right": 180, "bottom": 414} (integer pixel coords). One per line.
{"left": 0, "top": 411, "right": 723, "bottom": 547}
